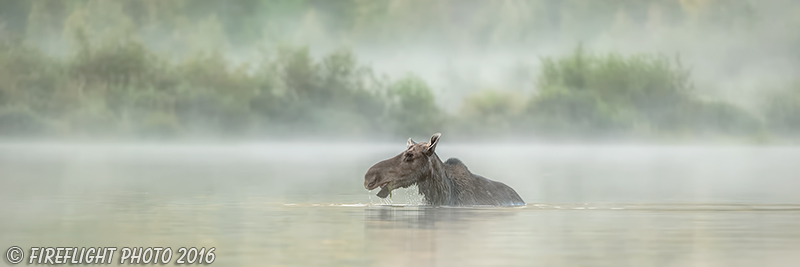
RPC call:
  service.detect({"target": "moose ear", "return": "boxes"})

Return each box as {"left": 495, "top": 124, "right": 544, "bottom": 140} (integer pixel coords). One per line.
{"left": 425, "top": 133, "right": 441, "bottom": 155}
{"left": 407, "top": 138, "right": 416, "bottom": 149}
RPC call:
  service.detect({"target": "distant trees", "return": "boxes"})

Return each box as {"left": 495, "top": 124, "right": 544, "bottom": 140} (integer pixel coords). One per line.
{"left": 456, "top": 90, "right": 525, "bottom": 135}
{"left": 1, "top": 0, "right": 778, "bottom": 54}
{"left": 0, "top": 38, "right": 421, "bottom": 139}
{"left": 0, "top": 37, "right": 789, "bottom": 141}
{"left": 523, "top": 47, "right": 761, "bottom": 138}
{"left": 386, "top": 75, "right": 441, "bottom": 137}
{"left": 0, "top": 0, "right": 797, "bottom": 141}
{"left": 458, "top": 47, "right": 765, "bottom": 140}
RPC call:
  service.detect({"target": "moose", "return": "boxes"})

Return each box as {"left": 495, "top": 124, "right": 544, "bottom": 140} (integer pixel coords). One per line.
{"left": 364, "top": 133, "right": 525, "bottom": 206}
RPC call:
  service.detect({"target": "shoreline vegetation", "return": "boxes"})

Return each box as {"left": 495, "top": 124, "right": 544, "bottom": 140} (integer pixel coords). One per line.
{"left": 0, "top": 1, "right": 798, "bottom": 143}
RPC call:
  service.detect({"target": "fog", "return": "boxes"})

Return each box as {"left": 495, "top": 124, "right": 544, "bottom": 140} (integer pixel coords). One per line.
{"left": 2, "top": 2, "right": 800, "bottom": 266}
{"left": 1, "top": 0, "right": 799, "bottom": 141}
{"left": 3, "top": 142, "right": 798, "bottom": 203}
{"left": 3, "top": 142, "right": 800, "bottom": 266}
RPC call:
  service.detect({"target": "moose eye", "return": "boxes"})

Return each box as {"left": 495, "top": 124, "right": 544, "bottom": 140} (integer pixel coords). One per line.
{"left": 404, "top": 153, "right": 414, "bottom": 161}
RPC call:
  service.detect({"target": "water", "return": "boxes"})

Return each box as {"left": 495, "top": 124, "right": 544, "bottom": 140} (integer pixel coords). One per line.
{"left": 1, "top": 143, "right": 799, "bottom": 266}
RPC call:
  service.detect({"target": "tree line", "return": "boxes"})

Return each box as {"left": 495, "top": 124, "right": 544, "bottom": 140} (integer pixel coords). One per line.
{"left": 0, "top": 0, "right": 798, "bottom": 141}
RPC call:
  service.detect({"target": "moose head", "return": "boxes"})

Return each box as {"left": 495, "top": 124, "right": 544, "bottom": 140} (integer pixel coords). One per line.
{"left": 364, "top": 133, "right": 441, "bottom": 198}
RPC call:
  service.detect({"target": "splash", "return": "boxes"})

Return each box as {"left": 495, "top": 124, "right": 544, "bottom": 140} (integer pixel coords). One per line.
{"left": 367, "top": 184, "right": 424, "bottom": 206}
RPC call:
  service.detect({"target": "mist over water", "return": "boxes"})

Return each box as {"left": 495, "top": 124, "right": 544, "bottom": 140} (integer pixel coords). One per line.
{"left": 2, "top": 1, "right": 800, "bottom": 266}
{"left": 2, "top": 142, "right": 798, "bottom": 203}
{"left": 2, "top": 143, "right": 800, "bottom": 266}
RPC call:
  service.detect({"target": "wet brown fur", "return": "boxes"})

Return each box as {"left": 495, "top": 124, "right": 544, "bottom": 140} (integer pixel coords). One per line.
{"left": 364, "top": 133, "right": 525, "bottom": 206}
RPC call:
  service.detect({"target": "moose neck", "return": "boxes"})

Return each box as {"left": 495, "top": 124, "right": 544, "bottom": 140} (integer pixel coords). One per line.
{"left": 417, "top": 153, "right": 456, "bottom": 206}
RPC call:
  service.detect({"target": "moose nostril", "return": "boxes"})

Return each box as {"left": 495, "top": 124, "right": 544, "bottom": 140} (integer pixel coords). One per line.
{"left": 369, "top": 181, "right": 376, "bottom": 187}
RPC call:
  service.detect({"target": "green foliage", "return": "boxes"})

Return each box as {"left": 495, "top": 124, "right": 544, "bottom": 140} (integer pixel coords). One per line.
{"left": 0, "top": 39, "right": 775, "bottom": 141}
{"left": 526, "top": 89, "right": 630, "bottom": 137}
{"left": 386, "top": 75, "right": 441, "bottom": 137}
{"left": 0, "top": 0, "right": 784, "bottom": 50}
{"left": 0, "top": 37, "right": 402, "bottom": 139}
{"left": 526, "top": 47, "right": 760, "bottom": 138}
{"left": 457, "top": 90, "right": 525, "bottom": 135}
{"left": 0, "top": 0, "right": 790, "bottom": 141}
{"left": 0, "top": 38, "right": 64, "bottom": 109}
{"left": 261, "top": 47, "right": 387, "bottom": 135}
{"left": 71, "top": 37, "right": 158, "bottom": 86}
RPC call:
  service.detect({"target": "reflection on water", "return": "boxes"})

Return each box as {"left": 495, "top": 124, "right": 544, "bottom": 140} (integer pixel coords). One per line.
{"left": 364, "top": 204, "right": 800, "bottom": 267}
{"left": 1, "top": 143, "right": 799, "bottom": 266}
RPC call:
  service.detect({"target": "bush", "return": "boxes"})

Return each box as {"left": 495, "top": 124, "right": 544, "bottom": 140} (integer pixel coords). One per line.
{"left": 0, "top": 37, "right": 776, "bottom": 141}
{"left": 526, "top": 88, "right": 632, "bottom": 137}
{"left": 457, "top": 90, "right": 525, "bottom": 135}
{"left": 70, "top": 37, "right": 159, "bottom": 87}
{"left": 526, "top": 47, "right": 759, "bottom": 138}
{"left": 386, "top": 75, "right": 442, "bottom": 136}
{"left": 0, "top": 40, "right": 66, "bottom": 115}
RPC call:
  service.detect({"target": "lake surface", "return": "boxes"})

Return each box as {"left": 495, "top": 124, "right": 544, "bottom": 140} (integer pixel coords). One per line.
{"left": 1, "top": 143, "right": 799, "bottom": 266}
